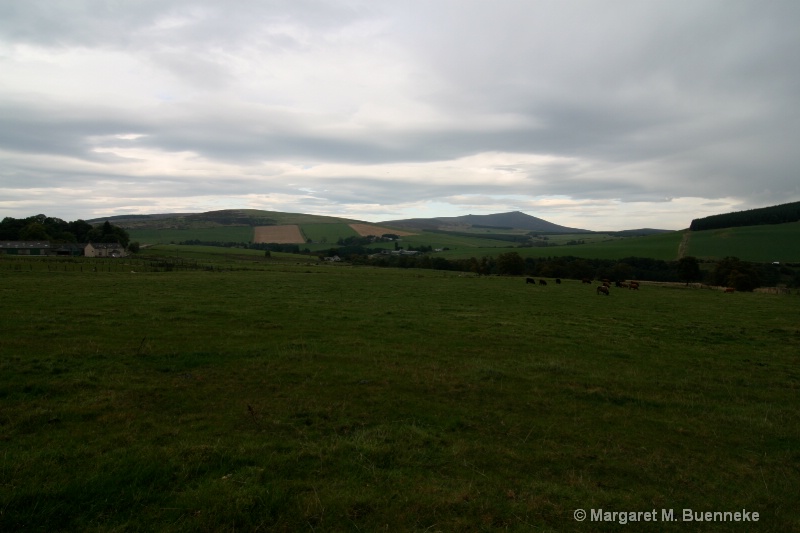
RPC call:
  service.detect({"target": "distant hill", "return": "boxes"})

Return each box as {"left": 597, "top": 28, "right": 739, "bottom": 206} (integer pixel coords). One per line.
{"left": 690, "top": 200, "right": 800, "bottom": 231}
{"left": 88, "top": 209, "right": 363, "bottom": 230}
{"left": 380, "top": 211, "right": 591, "bottom": 233}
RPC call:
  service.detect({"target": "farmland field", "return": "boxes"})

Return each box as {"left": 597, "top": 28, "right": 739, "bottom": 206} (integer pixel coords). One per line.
{"left": 300, "top": 223, "right": 359, "bottom": 243}
{"left": 1, "top": 258, "right": 798, "bottom": 531}
{"left": 686, "top": 221, "right": 800, "bottom": 262}
{"left": 349, "top": 223, "right": 416, "bottom": 237}
{"left": 253, "top": 224, "right": 305, "bottom": 244}
{"left": 128, "top": 226, "right": 254, "bottom": 245}
{"left": 439, "top": 231, "right": 685, "bottom": 261}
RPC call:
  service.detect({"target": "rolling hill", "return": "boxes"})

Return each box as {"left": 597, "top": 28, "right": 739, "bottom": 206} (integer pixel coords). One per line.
{"left": 86, "top": 207, "right": 800, "bottom": 263}
{"left": 379, "top": 210, "right": 591, "bottom": 233}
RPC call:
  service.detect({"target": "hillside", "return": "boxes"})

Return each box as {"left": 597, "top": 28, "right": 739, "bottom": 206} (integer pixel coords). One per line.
{"left": 88, "top": 209, "right": 364, "bottom": 230}
{"left": 689, "top": 200, "right": 800, "bottom": 231}
{"left": 380, "top": 210, "right": 590, "bottom": 233}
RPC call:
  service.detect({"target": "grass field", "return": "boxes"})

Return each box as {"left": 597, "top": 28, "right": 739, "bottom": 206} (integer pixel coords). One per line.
{"left": 439, "top": 231, "right": 685, "bottom": 261}
{"left": 1, "top": 255, "right": 798, "bottom": 531}
{"left": 128, "top": 226, "right": 254, "bottom": 245}
{"left": 686, "top": 222, "right": 800, "bottom": 262}
{"left": 300, "top": 223, "right": 359, "bottom": 244}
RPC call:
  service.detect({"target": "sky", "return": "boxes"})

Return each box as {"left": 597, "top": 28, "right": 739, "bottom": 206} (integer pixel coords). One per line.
{"left": 1, "top": 1, "right": 799, "bottom": 231}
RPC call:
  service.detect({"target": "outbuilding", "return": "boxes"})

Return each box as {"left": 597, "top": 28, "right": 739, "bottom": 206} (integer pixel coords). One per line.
{"left": 0, "top": 241, "right": 52, "bottom": 255}
{"left": 84, "top": 242, "right": 127, "bottom": 258}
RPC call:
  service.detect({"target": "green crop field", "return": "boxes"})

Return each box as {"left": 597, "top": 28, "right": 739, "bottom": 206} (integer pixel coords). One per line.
{"left": 1, "top": 253, "right": 798, "bottom": 531}
{"left": 686, "top": 222, "right": 800, "bottom": 262}
{"left": 128, "top": 226, "right": 254, "bottom": 245}
{"left": 300, "top": 223, "right": 359, "bottom": 244}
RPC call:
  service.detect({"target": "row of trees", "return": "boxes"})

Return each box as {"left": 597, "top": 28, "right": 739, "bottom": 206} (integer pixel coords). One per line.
{"left": 337, "top": 251, "right": 793, "bottom": 290}
{"left": 689, "top": 200, "right": 800, "bottom": 231}
{"left": 0, "top": 215, "right": 131, "bottom": 248}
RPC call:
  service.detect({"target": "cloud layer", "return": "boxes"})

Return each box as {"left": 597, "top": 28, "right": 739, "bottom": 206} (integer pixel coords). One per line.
{"left": 2, "top": 0, "right": 799, "bottom": 230}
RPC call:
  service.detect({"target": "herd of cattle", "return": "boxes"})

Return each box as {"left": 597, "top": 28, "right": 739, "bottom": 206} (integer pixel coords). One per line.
{"left": 525, "top": 277, "right": 640, "bottom": 295}
{"left": 525, "top": 277, "right": 741, "bottom": 294}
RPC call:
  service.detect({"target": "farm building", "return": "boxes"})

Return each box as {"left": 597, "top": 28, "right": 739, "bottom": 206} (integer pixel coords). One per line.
{"left": 53, "top": 243, "right": 84, "bottom": 256}
{"left": 84, "top": 242, "right": 127, "bottom": 258}
{"left": 0, "top": 241, "right": 127, "bottom": 257}
{"left": 0, "top": 241, "right": 52, "bottom": 255}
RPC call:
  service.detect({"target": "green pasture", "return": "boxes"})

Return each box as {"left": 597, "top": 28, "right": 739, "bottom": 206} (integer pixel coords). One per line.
{"left": 300, "top": 223, "right": 359, "bottom": 244}
{"left": 1, "top": 259, "right": 798, "bottom": 531}
{"left": 128, "top": 226, "right": 254, "bottom": 245}
{"left": 686, "top": 222, "right": 800, "bottom": 262}
{"left": 439, "top": 231, "right": 684, "bottom": 261}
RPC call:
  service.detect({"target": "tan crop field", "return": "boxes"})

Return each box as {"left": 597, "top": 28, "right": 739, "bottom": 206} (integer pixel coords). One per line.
{"left": 253, "top": 224, "right": 305, "bottom": 243}
{"left": 349, "top": 223, "right": 415, "bottom": 237}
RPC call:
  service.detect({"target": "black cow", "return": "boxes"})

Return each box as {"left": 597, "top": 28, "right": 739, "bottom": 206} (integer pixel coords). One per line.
{"left": 539, "top": 279, "right": 547, "bottom": 286}
{"left": 555, "top": 278, "right": 561, "bottom": 284}
{"left": 526, "top": 277, "right": 536, "bottom": 284}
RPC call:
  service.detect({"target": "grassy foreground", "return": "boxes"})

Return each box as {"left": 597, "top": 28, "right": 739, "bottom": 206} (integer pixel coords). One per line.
{"left": 1, "top": 264, "right": 799, "bottom": 531}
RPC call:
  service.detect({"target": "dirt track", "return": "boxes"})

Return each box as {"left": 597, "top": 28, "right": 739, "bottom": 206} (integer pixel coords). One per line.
{"left": 253, "top": 225, "right": 305, "bottom": 244}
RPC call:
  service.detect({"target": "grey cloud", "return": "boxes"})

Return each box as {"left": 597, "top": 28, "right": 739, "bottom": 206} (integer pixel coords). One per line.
{"left": 2, "top": 1, "right": 800, "bottom": 228}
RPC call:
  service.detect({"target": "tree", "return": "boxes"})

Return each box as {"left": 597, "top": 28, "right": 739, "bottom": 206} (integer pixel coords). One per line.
{"left": 712, "top": 257, "right": 760, "bottom": 291}
{"left": 495, "top": 252, "right": 525, "bottom": 276}
{"left": 87, "top": 220, "right": 130, "bottom": 247}
{"left": 128, "top": 241, "right": 141, "bottom": 254}
{"left": 19, "top": 222, "right": 50, "bottom": 241}
{"left": 677, "top": 256, "right": 701, "bottom": 285}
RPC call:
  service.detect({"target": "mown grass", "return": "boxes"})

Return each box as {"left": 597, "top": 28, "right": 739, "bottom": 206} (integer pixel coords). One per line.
{"left": 1, "top": 264, "right": 799, "bottom": 531}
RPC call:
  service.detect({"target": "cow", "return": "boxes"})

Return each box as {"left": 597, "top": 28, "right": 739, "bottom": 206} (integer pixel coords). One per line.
{"left": 602, "top": 281, "right": 611, "bottom": 288}
{"left": 597, "top": 285, "right": 609, "bottom": 296}
{"left": 582, "top": 278, "right": 592, "bottom": 284}
{"left": 526, "top": 277, "right": 536, "bottom": 284}
{"left": 724, "top": 287, "right": 735, "bottom": 293}
{"left": 555, "top": 278, "right": 561, "bottom": 285}
{"left": 539, "top": 279, "right": 548, "bottom": 286}
{"left": 629, "top": 281, "right": 640, "bottom": 290}
{"left": 619, "top": 282, "right": 629, "bottom": 288}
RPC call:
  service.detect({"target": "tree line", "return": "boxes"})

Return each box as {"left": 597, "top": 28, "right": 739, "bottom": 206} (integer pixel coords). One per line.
{"left": 0, "top": 215, "right": 131, "bottom": 248}
{"left": 343, "top": 251, "right": 795, "bottom": 290}
{"left": 689, "top": 201, "right": 800, "bottom": 231}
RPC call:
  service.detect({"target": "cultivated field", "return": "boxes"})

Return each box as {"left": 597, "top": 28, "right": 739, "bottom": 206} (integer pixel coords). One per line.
{"left": 349, "top": 223, "right": 416, "bottom": 237}
{"left": 253, "top": 224, "right": 305, "bottom": 244}
{"left": 1, "top": 259, "right": 798, "bottom": 531}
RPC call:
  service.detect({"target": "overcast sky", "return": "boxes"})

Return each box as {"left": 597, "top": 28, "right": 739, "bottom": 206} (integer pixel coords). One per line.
{"left": 1, "top": 1, "right": 799, "bottom": 230}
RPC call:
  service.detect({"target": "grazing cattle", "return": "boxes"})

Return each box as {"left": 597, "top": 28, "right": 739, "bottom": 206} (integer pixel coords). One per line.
{"left": 629, "top": 281, "right": 640, "bottom": 290}
{"left": 724, "top": 287, "right": 735, "bottom": 293}
{"left": 619, "top": 282, "right": 629, "bottom": 288}
{"left": 582, "top": 278, "right": 592, "bottom": 284}
{"left": 602, "top": 281, "right": 611, "bottom": 288}
{"left": 539, "top": 279, "right": 547, "bottom": 286}
{"left": 597, "top": 285, "right": 609, "bottom": 296}
{"left": 526, "top": 277, "right": 536, "bottom": 284}
{"left": 555, "top": 278, "right": 561, "bottom": 284}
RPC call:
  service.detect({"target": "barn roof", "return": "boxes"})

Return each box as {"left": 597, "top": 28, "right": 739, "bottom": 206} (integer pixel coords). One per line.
{"left": 0, "top": 241, "right": 52, "bottom": 249}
